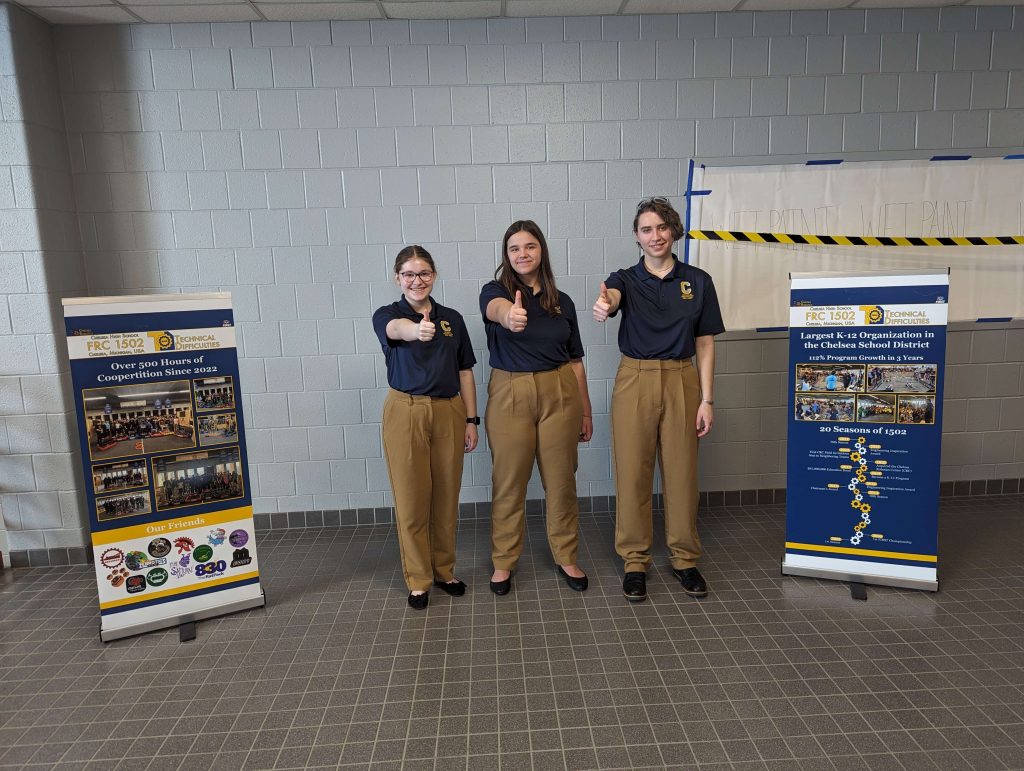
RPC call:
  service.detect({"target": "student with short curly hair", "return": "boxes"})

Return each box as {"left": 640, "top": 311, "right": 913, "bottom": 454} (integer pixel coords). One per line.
{"left": 593, "top": 198, "right": 725, "bottom": 603}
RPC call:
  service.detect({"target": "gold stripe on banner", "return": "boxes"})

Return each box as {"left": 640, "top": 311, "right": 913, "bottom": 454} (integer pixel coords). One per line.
{"left": 99, "top": 570, "right": 260, "bottom": 610}
{"left": 786, "top": 541, "right": 937, "bottom": 563}
{"left": 92, "top": 505, "right": 254, "bottom": 546}
{"left": 686, "top": 231, "right": 1024, "bottom": 246}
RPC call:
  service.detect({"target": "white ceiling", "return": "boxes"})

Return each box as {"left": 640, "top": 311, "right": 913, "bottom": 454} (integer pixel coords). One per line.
{"left": 11, "top": 0, "right": 1004, "bottom": 26}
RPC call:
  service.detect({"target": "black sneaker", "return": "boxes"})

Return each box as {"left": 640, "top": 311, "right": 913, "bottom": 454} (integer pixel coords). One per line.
{"left": 671, "top": 567, "right": 708, "bottom": 598}
{"left": 622, "top": 571, "right": 647, "bottom": 602}
{"left": 407, "top": 592, "right": 429, "bottom": 610}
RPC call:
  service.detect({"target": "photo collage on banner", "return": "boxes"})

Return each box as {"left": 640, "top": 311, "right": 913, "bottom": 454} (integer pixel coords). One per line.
{"left": 63, "top": 293, "right": 265, "bottom": 641}
{"left": 782, "top": 272, "right": 949, "bottom": 591}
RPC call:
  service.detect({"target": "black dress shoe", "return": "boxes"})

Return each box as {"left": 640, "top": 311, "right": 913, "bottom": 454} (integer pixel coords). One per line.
{"left": 407, "top": 592, "right": 429, "bottom": 610}
{"left": 622, "top": 571, "right": 647, "bottom": 602}
{"left": 672, "top": 567, "right": 708, "bottom": 598}
{"left": 433, "top": 579, "right": 467, "bottom": 597}
{"left": 557, "top": 565, "right": 588, "bottom": 592}
{"left": 489, "top": 573, "right": 512, "bottom": 596}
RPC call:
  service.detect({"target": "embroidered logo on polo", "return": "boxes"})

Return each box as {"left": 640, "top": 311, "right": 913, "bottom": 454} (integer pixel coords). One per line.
{"left": 230, "top": 548, "right": 252, "bottom": 568}
{"left": 680, "top": 281, "right": 693, "bottom": 300}
{"left": 439, "top": 321, "right": 453, "bottom": 337}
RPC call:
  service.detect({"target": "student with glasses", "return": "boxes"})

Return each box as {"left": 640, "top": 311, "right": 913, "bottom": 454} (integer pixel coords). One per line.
{"left": 481, "top": 220, "right": 593, "bottom": 596}
{"left": 372, "top": 245, "right": 479, "bottom": 610}
{"left": 593, "top": 197, "right": 725, "bottom": 603}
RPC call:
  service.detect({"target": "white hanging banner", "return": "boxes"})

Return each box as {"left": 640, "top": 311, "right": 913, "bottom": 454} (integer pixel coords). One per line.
{"left": 691, "top": 158, "right": 1023, "bottom": 330}
{"left": 63, "top": 293, "right": 265, "bottom": 642}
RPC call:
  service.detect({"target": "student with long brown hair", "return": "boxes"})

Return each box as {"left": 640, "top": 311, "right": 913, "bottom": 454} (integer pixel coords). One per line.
{"left": 481, "top": 220, "right": 593, "bottom": 595}
{"left": 372, "top": 245, "right": 479, "bottom": 610}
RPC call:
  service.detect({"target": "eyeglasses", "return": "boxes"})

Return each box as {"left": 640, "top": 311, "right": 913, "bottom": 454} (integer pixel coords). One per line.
{"left": 636, "top": 196, "right": 670, "bottom": 212}
{"left": 399, "top": 270, "right": 435, "bottom": 283}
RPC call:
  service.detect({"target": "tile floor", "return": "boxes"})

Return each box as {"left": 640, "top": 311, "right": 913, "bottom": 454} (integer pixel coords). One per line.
{"left": 1, "top": 495, "right": 1023, "bottom": 770}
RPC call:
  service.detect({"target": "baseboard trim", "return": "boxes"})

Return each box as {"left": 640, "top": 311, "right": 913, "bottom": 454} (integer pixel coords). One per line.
{"left": 5, "top": 479, "right": 1020, "bottom": 568}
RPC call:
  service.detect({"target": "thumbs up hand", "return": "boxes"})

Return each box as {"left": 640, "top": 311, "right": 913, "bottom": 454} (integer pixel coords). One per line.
{"left": 418, "top": 308, "right": 436, "bottom": 342}
{"left": 593, "top": 282, "right": 612, "bottom": 322}
{"left": 506, "top": 290, "right": 528, "bottom": 333}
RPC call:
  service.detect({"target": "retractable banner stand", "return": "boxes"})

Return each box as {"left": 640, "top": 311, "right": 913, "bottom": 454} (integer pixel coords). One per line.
{"left": 782, "top": 271, "right": 949, "bottom": 591}
{"left": 63, "top": 293, "right": 265, "bottom": 642}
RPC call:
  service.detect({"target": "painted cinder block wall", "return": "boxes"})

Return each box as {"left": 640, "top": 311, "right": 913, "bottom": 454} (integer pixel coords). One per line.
{"left": 0, "top": 4, "right": 91, "bottom": 565}
{"left": 0, "top": 4, "right": 1022, "bottom": 562}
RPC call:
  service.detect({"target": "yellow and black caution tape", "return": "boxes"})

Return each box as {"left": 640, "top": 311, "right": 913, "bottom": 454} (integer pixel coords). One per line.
{"left": 686, "top": 230, "right": 1024, "bottom": 247}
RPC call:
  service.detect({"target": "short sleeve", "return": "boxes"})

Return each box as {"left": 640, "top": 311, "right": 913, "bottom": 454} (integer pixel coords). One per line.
{"left": 480, "top": 280, "right": 510, "bottom": 316}
{"left": 604, "top": 269, "right": 627, "bottom": 317}
{"left": 372, "top": 305, "right": 400, "bottom": 350}
{"left": 454, "top": 313, "right": 477, "bottom": 371}
{"left": 695, "top": 276, "right": 725, "bottom": 337}
{"left": 561, "top": 293, "right": 584, "bottom": 360}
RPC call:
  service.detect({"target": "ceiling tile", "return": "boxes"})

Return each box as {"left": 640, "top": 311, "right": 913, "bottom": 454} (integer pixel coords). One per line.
{"left": 32, "top": 4, "right": 138, "bottom": 21}
{"left": 740, "top": 0, "right": 847, "bottom": 10}
{"left": 852, "top": 0, "right": 957, "bottom": 6}
{"left": 623, "top": 0, "right": 737, "bottom": 12}
{"left": 507, "top": 0, "right": 621, "bottom": 16}
{"left": 126, "top": 0, "right": 248, "bottom": 6}
{"left": 128, "top": 2, "right": 261, "bottom": 20}
{"left": 381, "top": 1, "right": 500, "bottom": 18}
{"left": 14, "top": 0, "right": 115, "bottom": 7}
{"left": 256, "top": 1, "right": 381, "bottom": 19}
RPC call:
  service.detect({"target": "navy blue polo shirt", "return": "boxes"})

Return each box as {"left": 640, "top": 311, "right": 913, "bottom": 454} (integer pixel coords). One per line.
{"left": 605, "top": 257, "right": 725, "bottom": 360}
{"left": 372, "top": 296, "right": 476, "bottom": 397}
{"left": 480, "top": 281, "right": 584, "bottom": 372}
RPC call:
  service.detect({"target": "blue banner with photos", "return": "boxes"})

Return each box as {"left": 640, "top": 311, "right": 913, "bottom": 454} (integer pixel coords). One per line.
{"left": 782, "top": 272, "right": 949, "bottom": 591}
{"left": 63, "top": 293, "right": 265, "bottom": 641}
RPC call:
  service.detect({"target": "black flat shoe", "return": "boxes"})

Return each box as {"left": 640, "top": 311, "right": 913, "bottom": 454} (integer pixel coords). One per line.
{"left": 623, "top": 571, "right": 647, "bottom": 602}
{"left": 433, "top": 579, "right": 467, "bottom": 597}
{"left": 672, "top": 567, "right": 708, "bottom": 598}
{"left": 489, "top": 573, "right": 512, "bottom": 596}
{"left": 407, "top": 592, "right": 429, "bottom": 610}
{"left": 557, "top": 565, "right": 588, "bottom": 592}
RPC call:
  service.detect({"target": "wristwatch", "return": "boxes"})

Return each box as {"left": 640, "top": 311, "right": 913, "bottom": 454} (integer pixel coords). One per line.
{"left": 466, "top": 417, "right": 481, "bottom": 425}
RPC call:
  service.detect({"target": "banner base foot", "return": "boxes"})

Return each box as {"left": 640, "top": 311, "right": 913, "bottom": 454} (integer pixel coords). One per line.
{"left": 782, "top": 562, "right": 937, "bottom": 592}
{"left": 179, "top": 621, "right": 197, "bottom": 642}
{"left": 850, "top": 581, "right": 868, "bottom": 601}
{"left": 101, "top": 591, "right": 266, "bottom": 643}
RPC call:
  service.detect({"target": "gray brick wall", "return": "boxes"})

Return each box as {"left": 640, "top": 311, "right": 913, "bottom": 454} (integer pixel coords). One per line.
{"left": 0, "top": 4, "right": 90, "bottom": 559}
{"left": 0, "top": 7, "right": 1022, "bottom": 556}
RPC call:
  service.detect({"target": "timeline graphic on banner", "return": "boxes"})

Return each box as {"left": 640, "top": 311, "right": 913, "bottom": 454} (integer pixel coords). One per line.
{"left": 63, "top": 293, "right": 265, "bottom": 641}
{"left": 782, "top": 272, "right": 949, "bottom": 591}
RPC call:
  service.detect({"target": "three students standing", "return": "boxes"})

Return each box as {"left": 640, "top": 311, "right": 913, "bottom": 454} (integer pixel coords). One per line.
{"left": 373, "top": 199, "right": 723, "bottom": 609}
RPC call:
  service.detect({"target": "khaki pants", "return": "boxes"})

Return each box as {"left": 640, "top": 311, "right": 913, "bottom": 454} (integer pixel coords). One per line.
{"left": 486, "top": 364, "right": 582, "bottom": 570}
{"left": 382, "top": 389, "right": 466, "bottom": 592}
{"left": 611, "top": 356, "right": 702, "bottom": 573}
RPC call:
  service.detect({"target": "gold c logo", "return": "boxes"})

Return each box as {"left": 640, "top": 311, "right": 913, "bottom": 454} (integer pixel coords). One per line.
{"left": 680, "top": 281, "right": 693, "bottom": 300}
{"left": 439, "top": 321, "right": 453, "bottom": 337}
